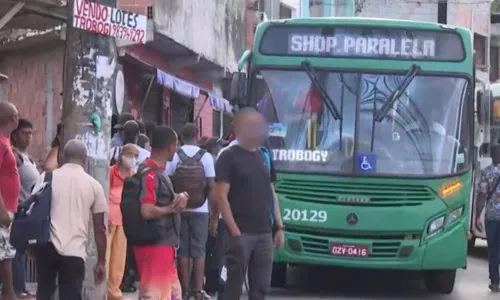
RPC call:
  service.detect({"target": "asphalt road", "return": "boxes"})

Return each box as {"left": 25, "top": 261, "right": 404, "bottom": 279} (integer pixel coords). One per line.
{"left": 124, "top": 240, "right": 493, "bottom": 300}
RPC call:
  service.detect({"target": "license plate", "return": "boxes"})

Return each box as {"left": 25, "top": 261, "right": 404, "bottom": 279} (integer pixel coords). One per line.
{"left": 330, "top": 243, "right": 369, "bottom": 257}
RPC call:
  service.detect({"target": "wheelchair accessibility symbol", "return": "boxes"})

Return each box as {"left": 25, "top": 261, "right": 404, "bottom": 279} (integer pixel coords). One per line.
{"left": 356, "top": 153, "right": 376, "bottom": 173}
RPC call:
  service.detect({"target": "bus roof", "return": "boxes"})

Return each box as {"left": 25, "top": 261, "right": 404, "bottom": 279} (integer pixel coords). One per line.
{"left": 259, "top": 17, "right": 472, "bottom": 36}
{"left": 247, "top": 17, "right": 473, "bottom": 75}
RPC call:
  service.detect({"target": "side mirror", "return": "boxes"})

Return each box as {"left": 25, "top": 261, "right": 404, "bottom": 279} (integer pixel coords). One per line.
{"left": 229, "top": 72, "right": 247, "bottom": 106}
{"left": 477, "top": 90, "right": 485, "bottom": 125}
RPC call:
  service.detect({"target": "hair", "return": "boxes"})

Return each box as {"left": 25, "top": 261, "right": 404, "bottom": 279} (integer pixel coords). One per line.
{"left": 62, "top": 139, "right": 87, "bottom": 164}
{"left": 12, "top": 118, "right": 32, "bottom": 133}
{"left": 123, "top": 120, "right": 140, "bottom": 144}
{"left": 201, "top": 137, "right": 220, "bottom": 155}
{"left": 145, "top": 122, "right": 156, "bottom": 139}
{"left": 137, "top": 133, "right": 149, "bottom": 149}
{"left": 151, "top": 126, "right": 177, "bottom": 150}
{"left": 180, "top": 123, "right": 199, "bottom": 142}
{"left": 137, "top": 120, "right": 146, "bottom": 134}
{"left": 198, "top": 136, "right": 209, "bottom": 147}
{"left": 234, "top": 107, "right": 258, "bottom": 127}
{"left": 0, "top": 101, "right": 16, "bottom": 127}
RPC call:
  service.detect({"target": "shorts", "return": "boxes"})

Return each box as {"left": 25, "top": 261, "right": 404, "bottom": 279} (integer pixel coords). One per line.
{"left": 0, "top": 212, "right": 16, "bottom": 261}
{"left": 133, "top": 245, "right": 181, "bottom": 300}
{"left": 178, "top": 212, "right": 209, "bottom": 259}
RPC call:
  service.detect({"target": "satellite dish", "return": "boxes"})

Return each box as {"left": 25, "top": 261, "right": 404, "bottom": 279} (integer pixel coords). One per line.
{"left": 114, "top": 69, "right": 125, "bottom": 115}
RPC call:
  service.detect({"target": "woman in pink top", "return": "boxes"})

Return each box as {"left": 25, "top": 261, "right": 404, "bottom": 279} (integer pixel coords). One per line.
{"left": 107, "top": 144, "right": 138, "bottom": 300}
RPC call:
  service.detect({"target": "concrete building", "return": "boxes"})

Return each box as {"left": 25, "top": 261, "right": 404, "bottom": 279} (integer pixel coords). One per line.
{"left": 0, "top": 0, "right": 245, "bottom": 161}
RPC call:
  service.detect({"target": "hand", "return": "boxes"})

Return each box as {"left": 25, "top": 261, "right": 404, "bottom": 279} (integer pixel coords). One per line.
{"left": 94, "top": 262, "right": 106, "bottom": 284}
{"left": 172, "top": 192, "right": 188, "bottom": 213}
{"left": 477, "top": 217, "right": 484, "bottom": 231}
{"left": 274, "top": 229, "right": 285, "bottom": 249}
{"left": 209, "top": 220, "right": 218, "bottom": 237}
{"left": 0, "top": 212, "right": 11, "bottom": 228}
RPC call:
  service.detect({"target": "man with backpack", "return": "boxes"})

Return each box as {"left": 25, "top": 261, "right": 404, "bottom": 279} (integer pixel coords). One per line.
{"left": 215, "top": 108, "right": 284, "bottom": 300}
{"left": 166, "top": 123, "right": 216, "bottom": 300}
{"left": 477, "top": 145, "right": 500, "bottom": 293}
{"left": 31, "top": 139, "right": 107, "bottom": 299}
{"left": 10, "top": 118, "right": 38, "bottom": 299}
{"left": 121, "top": 126, "right": 188, "bottom": 299}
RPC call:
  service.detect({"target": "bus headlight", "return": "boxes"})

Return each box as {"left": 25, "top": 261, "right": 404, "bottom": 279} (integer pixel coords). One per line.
{"left": 447, "top": 207, "right": 464, "bottom": 224}
{"left": 428, "top": 216, "right": 445, "bottom": 233}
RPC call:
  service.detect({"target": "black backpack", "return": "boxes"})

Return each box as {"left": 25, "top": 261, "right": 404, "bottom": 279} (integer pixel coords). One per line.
{"left": 10, "top": 172, "right": 53, "bottom": 251}
{"left": 121, "top": 166, "right": 177, "bottom": 245}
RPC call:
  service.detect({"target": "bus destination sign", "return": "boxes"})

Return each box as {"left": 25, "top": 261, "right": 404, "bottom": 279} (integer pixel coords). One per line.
{"left": 259, "top": 26, "right": 465, "bottom": 61}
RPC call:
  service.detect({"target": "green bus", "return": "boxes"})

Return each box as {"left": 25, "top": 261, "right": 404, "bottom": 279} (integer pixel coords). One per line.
{"left": 229, "top": 18, "right": 489, "bottom": 294}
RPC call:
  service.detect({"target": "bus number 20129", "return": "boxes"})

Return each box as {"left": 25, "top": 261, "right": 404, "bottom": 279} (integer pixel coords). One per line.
{"left": 282, "top": 209, "right": 327, "bottom": 223}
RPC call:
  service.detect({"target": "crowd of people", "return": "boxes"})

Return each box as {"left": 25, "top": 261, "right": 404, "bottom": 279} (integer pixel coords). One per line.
{"left": 0, "top": 99, "right": 284, "bottom": 300}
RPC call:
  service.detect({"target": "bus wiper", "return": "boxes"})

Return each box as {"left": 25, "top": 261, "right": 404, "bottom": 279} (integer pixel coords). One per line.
{"left": 373, "top": 64, "right": 421, "bottom": 122}
{"left": 301, "top": 61, "right": 342, "bottom": 120}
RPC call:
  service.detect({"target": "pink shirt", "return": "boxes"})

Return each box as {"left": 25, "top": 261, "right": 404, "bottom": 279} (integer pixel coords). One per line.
{"left": 0, "top": 134, "right": 20, "bottom": 213}
{"left": 109, "top": 165, "right": 133, "bottom": 226}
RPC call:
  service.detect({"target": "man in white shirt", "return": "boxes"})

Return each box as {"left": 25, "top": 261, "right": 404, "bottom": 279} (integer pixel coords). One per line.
{"left": 165, "top": 123, "right": 216, "bottom": 300}
{"left": 217, "top": 139, "right": 238, "bottom": 159}
{"left": 34, "top": 139, "right": 107, "bottom": 299}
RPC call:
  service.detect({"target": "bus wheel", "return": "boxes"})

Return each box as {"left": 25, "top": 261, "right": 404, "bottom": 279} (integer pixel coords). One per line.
{"left": 467, "top": 237, "right": 476, "bottom": 252}
{"left": 270, "top": 263, "right": 287, "bottom": 288}
{"left": 424, "top": 270, "right": 456, "bottom": 294}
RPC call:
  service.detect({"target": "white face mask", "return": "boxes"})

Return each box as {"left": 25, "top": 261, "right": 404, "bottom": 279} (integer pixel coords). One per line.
{"left": 121, "top": 156, "right": 137, "bottom": 169}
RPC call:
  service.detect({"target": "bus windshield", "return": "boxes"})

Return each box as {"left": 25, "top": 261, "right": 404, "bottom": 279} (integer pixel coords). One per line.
{"left": 255, "top": 69, "right": 470, "bottom": 176}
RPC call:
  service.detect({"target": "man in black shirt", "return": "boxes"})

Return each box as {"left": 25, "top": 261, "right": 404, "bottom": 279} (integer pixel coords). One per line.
{"left": 215, "top": 108, "right": 284, "bottom": 300}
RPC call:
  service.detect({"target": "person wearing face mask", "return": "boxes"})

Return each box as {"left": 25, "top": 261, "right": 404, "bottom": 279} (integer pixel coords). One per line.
{"left": 107, "top": 144, "right": 138, "bottom": 300}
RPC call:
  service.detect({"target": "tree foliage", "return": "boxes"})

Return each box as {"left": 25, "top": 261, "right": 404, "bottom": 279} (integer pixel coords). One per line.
{"left": 494, "top": 0, "right": 500, "bottom": 13}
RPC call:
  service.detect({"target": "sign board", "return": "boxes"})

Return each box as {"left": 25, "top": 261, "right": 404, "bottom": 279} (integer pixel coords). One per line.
{"left": 259, "top": 26, "right": 465, "bottom": 61}
{"left": 73, "top": 0, "right": 148, "bottom": 44}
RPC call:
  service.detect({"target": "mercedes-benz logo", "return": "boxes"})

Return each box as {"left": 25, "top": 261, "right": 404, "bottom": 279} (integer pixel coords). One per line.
{"left": 346, "top": 213, "right": 359, "bottom": 226}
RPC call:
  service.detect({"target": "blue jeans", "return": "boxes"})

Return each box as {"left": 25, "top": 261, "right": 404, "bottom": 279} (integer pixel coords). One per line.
{"left": 12, "top": 249, "right": 26, "bottom": 294}
{"left": 486, "top": 220, "right": 500, "bottom": 285}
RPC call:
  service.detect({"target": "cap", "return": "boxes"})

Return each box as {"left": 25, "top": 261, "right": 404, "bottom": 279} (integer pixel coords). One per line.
{"left": 114, "top": 113, "right": 135, "bottom": 129}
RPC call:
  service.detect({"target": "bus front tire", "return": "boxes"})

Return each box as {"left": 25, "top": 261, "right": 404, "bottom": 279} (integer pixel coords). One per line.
{"left": 270, "top": 263, "right": 287, "bottom": 288}
{"left": 424, "top": 270, "right": 456, "bottom": 294}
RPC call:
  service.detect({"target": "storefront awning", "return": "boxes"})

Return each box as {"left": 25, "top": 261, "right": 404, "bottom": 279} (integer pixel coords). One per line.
{"left": 156, "top": 69, "right": 232, "bottom": 114}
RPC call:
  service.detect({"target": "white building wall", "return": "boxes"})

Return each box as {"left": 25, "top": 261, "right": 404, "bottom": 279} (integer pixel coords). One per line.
{"left": 153, "top": 0, "right": 246, "bottom": 73}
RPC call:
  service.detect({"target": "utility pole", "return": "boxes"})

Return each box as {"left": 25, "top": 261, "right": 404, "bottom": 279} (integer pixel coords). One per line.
{"left": 62, "top": 0, "right": 117, "bottom": 299}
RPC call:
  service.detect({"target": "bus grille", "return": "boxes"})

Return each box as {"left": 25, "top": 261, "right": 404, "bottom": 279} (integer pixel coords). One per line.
{"left": 275, "top": 179, "right": 435, "bottom": 207}
{"left": 287, "top": 228, "right": 416, "bottom": 259}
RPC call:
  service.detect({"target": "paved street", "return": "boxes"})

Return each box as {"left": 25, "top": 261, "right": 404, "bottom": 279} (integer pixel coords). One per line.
{"left": 121, "top": 240, "right": 493, "bottom": 299}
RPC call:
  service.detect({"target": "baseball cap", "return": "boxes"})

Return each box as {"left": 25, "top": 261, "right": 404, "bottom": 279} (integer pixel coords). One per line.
{"left": 114, "top": 113, "right": 135, "bottom": 129}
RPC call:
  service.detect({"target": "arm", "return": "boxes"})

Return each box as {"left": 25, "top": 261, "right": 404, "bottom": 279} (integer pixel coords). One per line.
{"left": 476, "top": 170, "right": 489, "bottom": 218}
{"left": 215, "top": 182, "right": 239, "bottom": 236}
{"left": 215, "top": 152, "right": 240, "bottom": 236}
{"left": 202, "top": 153, "right": 218, "bottom": 223}
{"left": 269, "top": 159, "right": 283, "bottom": 228}
{"left": 0, "top": 145, "right": 10, "bottom": 226}
{"left": 139, "top": 171, "right": 175, "bottom": 219}
{"left": 91, "top": 184, "right": 108, "bottom": 265}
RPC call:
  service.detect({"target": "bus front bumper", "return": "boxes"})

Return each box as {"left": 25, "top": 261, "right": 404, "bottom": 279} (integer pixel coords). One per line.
{"left": 274, "top": 221, "right": 468, "bottom": 270}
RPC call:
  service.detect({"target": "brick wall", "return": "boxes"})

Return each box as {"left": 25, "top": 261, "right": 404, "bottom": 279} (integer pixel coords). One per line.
{"left": 0, "top": 45, "right": 64, "bottom": 162}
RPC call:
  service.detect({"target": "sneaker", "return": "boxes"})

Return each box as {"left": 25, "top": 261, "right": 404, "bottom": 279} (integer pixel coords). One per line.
{"left": 191, "top": 290, "right": 211, "bottom": 300}
{"left": 489, "top": 284, "right": 500, "bottom": 292}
